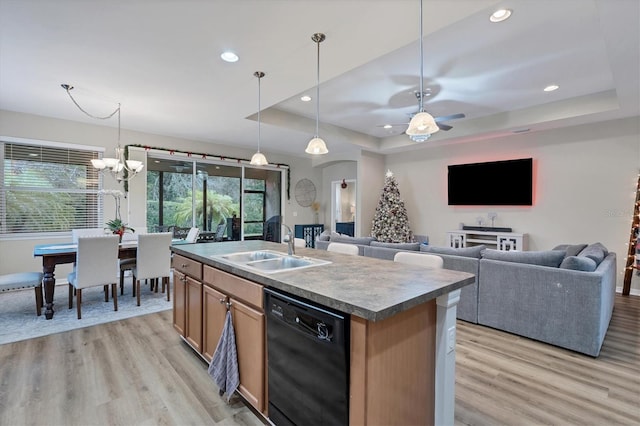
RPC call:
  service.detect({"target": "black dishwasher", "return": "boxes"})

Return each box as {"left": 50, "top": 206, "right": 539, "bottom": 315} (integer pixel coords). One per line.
{"left": 264, "top": 288, "right": 349, "bottom": 426}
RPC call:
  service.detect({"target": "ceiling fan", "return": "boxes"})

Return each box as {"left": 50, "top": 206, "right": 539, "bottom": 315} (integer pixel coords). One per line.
{"left": 379, "top": 91, "right": 465, "bottom": 132}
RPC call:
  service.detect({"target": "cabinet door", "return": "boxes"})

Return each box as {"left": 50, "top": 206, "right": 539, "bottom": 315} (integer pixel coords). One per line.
{"left": 202, "top": 285, "right": 228, "bottom": 362}
{"left": 185, "top": 276, "right": 202, "bottom": 352}
{"left": 231, "top": 298, "right": 265, "bottom": 413}
{"left": 173, "top": 271, "right": 186, "bottom": 336}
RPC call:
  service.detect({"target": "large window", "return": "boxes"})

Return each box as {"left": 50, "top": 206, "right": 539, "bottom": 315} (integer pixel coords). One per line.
{"left": 0, "top": 139, "right": 102, "bottom": 235}
{"left": 146, "top": 154, "right": 282, "bottom": 241}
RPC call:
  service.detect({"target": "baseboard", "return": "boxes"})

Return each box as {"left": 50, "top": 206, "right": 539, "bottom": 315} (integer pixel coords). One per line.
{"left": 616, "top": 287, "right": 640, "bottom": 296}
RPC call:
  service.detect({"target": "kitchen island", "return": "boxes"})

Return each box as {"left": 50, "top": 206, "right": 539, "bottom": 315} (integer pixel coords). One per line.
{"left": 171, "top": 240, "right": 474, "bottom": 426}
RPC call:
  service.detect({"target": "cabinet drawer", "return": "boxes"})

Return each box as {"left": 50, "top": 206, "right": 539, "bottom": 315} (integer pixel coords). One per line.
{"left": 203, "top": 265, "right": 263, "bottom": 310}
{"left": 173, "top": 254, "right": 202, "bottom": 280}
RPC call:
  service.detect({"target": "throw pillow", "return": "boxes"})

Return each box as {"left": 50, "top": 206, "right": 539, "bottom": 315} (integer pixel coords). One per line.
{"left": 482, "top": 249, "right": 566, "bottom": 267}
{"left": 370, "top": 241, "right": 421, "bottom": 251}
{"left": 552, "top": 243, "right": 588, "bottom": 257}
{"left": 559, "top": 256, "right": 597, "bottom": 272}
{"left": 332, "top": 235, "right": 376, "bottom": 246}
{"left": 577, "top": 244, "right": 606, "bottom": 266}
{"left": 420, "top": 244, "right": 486, "bottom": 259}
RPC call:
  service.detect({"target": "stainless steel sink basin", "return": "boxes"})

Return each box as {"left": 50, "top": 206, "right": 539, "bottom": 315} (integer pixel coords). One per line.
{"left": 214, "top": 250, "right": 331, "bottom": 273}
{"left": 220, "top": 250, "right": 283, "bottom": 263}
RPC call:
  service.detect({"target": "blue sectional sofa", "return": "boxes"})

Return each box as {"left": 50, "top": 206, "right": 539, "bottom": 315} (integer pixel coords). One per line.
{"left": 315, "top": 234, "right": 616, "bottom": 356}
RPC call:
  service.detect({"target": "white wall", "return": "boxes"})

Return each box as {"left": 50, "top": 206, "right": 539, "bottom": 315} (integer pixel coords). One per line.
{"left": 358, "top": 151, "right": 385, "bottom": 237}
{"left": 321, "top": 161, "right": 357, "bottom": 231}
{"left": 0, "top": 109, "right": 316, "bottom": 275}
{"left": 386, "top": 117, "right": 640, "bottom": 293}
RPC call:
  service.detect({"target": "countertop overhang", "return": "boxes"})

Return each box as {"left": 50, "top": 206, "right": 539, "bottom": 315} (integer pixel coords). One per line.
{"left": 171, "top": 240, "right": 474, "bottom": 322}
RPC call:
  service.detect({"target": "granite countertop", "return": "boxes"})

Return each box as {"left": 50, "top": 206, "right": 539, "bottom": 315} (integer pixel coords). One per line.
{"left": 171, "top": 240, "right": 475, "bottom": 322}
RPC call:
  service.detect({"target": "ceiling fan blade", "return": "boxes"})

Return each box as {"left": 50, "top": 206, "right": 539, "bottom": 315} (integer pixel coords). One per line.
{"left": 376, "top": 123, "right": 409, "bottom": 127}
{"left": 434, "top": 113, "right": 465, "bottom": 123}
{"left": 437, "top": 123, "right": 453, "bottom": 131}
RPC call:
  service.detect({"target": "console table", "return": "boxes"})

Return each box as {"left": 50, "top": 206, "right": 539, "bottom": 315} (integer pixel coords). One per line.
{"left": 447, "top": 230, "right": 527, "bottom": 251}
{"left": 294, "top": 224, "right": 324, "bottom": 248}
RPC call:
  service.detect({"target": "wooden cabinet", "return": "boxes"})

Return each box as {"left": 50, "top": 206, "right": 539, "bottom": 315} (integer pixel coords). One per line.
{"left": 194, "top": 265, "right": 267, "bottom": 414}
{"left": 294, "top": 224, "right": 324, "bottom": 248}
{"left": 172, "top": 254, "right": 204, "bottom": 346}
{"left": 202, "top": 285, "right": 227, "bottom": 362}
{"left": 230, "top": 298, "right": 265, "bottom": 412}
{"left": 185, "top": 276, "right": 202, "bottom": 352}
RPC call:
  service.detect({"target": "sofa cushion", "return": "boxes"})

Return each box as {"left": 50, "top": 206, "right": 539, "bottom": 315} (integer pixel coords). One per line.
{"left": 317, "top": 230, "right": 331, "bottom": 241}
{"left": 370, "top": 241, "right": 420, "bottom": 251}
{"left": 559, "top": 255, "right": 598, "bottom": 272}
{"left": 578, "top": 243, "right": 606, "bottom": 266}
{"left": 420, "top": 244, "right": 486, "bottom": 259}
{"left": 482, "top": 249, "right": 566, "bottom": 267}
{"left": 553, "top": 243, "right": 588, "bottom": 257}
{"left": 332, "top": 235, "right": 376, "bottom": 246}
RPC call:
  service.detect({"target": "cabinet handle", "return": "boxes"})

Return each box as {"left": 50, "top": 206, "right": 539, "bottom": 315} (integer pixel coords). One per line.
{"left": 181, "top": 275, "right": 187, "bottom": 282}
{"left": 181, "top": 263, "right": 188, "bottom": 268}
{"left": 219, "top": 298, "right": 226, "bottom": 304}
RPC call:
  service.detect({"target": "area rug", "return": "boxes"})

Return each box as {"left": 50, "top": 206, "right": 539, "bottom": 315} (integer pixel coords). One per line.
{"left": 0, "top": 276, "right": 173, "bottom": 345}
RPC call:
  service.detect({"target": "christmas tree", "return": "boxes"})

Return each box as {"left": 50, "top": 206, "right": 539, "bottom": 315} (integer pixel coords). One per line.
{"left": 371, "top": 170, "right": 413, "bottom": 243}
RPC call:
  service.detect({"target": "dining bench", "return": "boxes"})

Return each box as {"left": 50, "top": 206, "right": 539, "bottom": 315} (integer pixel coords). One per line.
{"left": 0, "top": 272, "right": 44, "bottom": 316}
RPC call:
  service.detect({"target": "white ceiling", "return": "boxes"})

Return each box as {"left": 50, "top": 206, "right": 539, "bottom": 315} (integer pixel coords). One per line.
{"left": 1, "top": 0, "right": 638, "bottom": 159}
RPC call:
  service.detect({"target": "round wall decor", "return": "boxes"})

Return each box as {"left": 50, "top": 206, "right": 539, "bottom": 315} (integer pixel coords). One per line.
{"left": 294, "top": 178, "right": 316, "bottom": 207}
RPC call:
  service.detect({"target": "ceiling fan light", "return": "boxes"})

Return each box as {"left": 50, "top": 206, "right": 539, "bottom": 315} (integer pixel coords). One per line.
{"left": 406, "top": 111, "right": 439, "bottom": 140}
{"left": 250, "top": 151, "right": 268, "bottom": 166}
{"left": 305, "top": 137, "right": 329, "bottom": 155}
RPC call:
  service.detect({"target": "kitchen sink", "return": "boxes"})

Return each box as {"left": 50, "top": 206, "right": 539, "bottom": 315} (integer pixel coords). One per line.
{"left": 220, "top": 250, "right": 284, "bottom": 263}
{"left": 214, "top": 250, "right": 331, "bottom": 273}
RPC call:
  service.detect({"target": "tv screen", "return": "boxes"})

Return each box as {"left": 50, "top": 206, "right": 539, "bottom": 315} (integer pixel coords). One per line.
{"left": 448, "top": 158, "right": 533, "bottom": 206}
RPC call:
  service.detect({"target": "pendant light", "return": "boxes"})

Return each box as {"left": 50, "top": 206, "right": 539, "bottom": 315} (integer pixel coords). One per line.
{"left": 406, "top": 0, "right": 439, "bottom": 142}
{"left": 305, "top": 33, "right": 329, "bottom": 155}
{"left": 250, "top": 71, "right": 268, "bottom": 166}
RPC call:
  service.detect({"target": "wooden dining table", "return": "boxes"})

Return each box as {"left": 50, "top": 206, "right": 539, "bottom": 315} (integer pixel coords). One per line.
{"left": 33, "top": 239, "right": 187, "bottom": 319}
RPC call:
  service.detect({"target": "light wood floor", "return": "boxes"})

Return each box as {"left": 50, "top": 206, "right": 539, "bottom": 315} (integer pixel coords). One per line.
{"left": 0, "top": 294, "right": 638, "bottom": 426}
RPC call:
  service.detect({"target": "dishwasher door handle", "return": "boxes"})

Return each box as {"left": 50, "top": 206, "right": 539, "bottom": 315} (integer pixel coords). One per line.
{"left": 295, "top": 317, "right": 331, "bottom": 341}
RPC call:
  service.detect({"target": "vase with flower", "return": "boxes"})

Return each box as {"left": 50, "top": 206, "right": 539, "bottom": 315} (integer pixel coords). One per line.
{"left": 311, "top": 201, "right": 321, "bottom": 224}
{"left": 105, "top": 218, "right": 135, "bottom": 242}
{"left": 100, "top": 189, "right": 135, "bottom": 242}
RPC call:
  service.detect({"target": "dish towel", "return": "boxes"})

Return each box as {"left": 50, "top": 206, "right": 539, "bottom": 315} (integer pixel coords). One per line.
{"left": 208, "top": 310, "right": 239, "bottom": 402}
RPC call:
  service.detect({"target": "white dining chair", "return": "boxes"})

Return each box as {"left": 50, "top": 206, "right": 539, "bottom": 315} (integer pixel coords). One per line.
{"left": 327, "top": 242, "right": 359, "bottom": 256}
{"left": 71, "top": 227, "right": 106, "bottom": 243}
{"left": 118, "top": 226, "right": 147, "bottom": 295}
{"left": 393, "top": 252, "right": 444, "bottom": 269}
{"left": 67, "top": 235, "right": 120, "bottom": 319}
{"left": 184, "top": 227, "right": 200, "bottom": 243}
{"left": 131, "top": 232, "right": 173, "bottom": 306}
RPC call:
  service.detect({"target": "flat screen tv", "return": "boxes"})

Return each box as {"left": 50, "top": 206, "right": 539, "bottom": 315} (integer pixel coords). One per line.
{"left": 448, "top": 158, "right": 533, "bottom": 206}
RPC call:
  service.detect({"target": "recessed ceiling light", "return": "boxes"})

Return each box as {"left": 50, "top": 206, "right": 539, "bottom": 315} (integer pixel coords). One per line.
{"left": 490, "top": 9, "right": 512, "bottom": 23}
{"left": 383, "top": 124, "right": 393, "bottom": 129}
{"left": 544, "top": 84, "right": 559, "bottom": 92}
{"left": 300, "top": 95, "right": 312, "bottom": 102}
{"left": 220, "top": 51, "right": 239, "bottom": 63}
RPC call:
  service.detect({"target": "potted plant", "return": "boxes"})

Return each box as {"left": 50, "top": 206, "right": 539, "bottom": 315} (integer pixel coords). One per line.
{"left": 105, "top": 218, "right": 135, "bottom": 242}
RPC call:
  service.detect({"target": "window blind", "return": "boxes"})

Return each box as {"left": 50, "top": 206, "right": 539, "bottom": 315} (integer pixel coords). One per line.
{"left": 0, "top": 141, "right": 103, "bottom": 234}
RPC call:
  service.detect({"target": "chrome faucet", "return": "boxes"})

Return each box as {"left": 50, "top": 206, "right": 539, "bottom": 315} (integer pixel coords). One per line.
{"left": 282, "top": 223, "right": 295, "bottom": 256}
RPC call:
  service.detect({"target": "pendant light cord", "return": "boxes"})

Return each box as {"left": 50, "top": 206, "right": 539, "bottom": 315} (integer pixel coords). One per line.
{"left": 257, "top": 74, "right": 262, "bottom": 152}
{"left": 419, "top": 0, "right": 424, "bottom": 112}
{"left": 62, "top": 84, "right": 121, "bottom": 143}
{"left": 315, "top": 36, "right": 321, "bottom": 137}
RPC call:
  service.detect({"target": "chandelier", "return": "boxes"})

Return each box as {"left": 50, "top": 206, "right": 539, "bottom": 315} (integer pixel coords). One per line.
{"left": 61, "top": 84, "right": 144, "bottom": 182}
